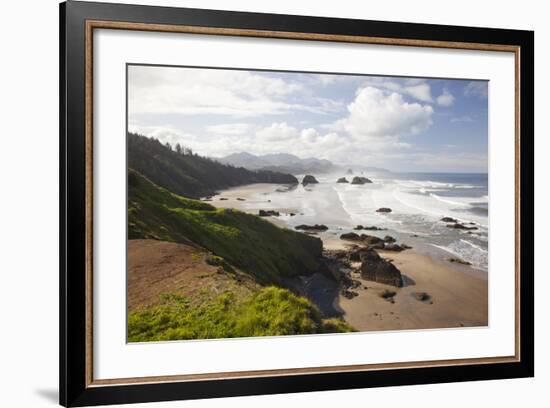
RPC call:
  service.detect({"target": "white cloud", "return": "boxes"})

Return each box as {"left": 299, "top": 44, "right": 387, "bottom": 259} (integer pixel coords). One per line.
{"left": 206, "top": 123, "right": 252, "bottom": 135}
{"left": 129, "top": 124, "right": 194, "bottom": 147}
{"left": 300, "top": 128, "right": 319, "bottom": 142}
{"left": 335, "top": 87, "right": 433, "bottom": 140}
{"left": 464, "top": 81, "right": 488, "bottom": 98}
{"left": 256, "top": 122, "right": 299, "bottom": 141}
{"left": 360, "top": 78, "right": 433, "bottom": 102}
{"left": 128, "top": 65, "right": 319, "bottom": 118}
{"left": 404, "top": 83, "right": 433, "bottom": 102}
{"left": 436, "top": 89, "right": 455, "bottom": 107}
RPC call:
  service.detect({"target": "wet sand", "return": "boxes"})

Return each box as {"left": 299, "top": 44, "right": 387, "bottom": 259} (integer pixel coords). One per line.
{"left": 210, "top": 183, "right": 489, "bottom": 331}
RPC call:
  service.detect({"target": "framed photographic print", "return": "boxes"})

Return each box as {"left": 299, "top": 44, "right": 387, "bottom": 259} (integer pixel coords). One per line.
{"left": 59, "top": 1, "right": 534, "bottom": 406}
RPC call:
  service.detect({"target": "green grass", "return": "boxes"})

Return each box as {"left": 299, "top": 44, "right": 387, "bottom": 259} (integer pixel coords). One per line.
{"left": 128, "top": 169, "right": 323, "bottom": 284}
{"left": 128, "top": 287, "right": 354, "bottom": 342}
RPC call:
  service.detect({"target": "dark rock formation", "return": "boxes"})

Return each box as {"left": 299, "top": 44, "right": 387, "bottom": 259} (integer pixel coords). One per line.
{"left": 351, "top": 176, "right": 373, "bottom": 185}
{"left": 412, "top": 292, "right": 432, "bottom": 303}
{"left": 219, "top": 197, "right": 228, "bottom": 201}
{"left": 354, "top": 225, "right": 385, "bottom": 231}
{"left": 348, "top": 246, "right": 375, "bottom": 262}
{"left": 448, "top": 257, "right": 472, "bottom": 265}
{"left": 341, "top": 289, "right": 358, "bottom": 299}
{"left": 295, "top": 224, "right": 329, "bottom": 232}
{"left": 446, "top": 223, "right": 478, "bottom": 231}
{"left": 384, "top": 243, "right": 406, "bottom": 252}
{"left": 376, "top": 207, "right": 392, "bottom": 213}
{"left": 360, "top": 249, "right": 403, "bottom": 287}
{"left": 441, "top": 216, "right": 457, "bottom": 223}
{"left": 258, "top": 209, "right": 280, "bottom": 217}
{"left": 302, "top": 175, "right": 319, "bottom": 185}
{"left": 340, "top": 233, "right": 387, "bottom": 249}
{"left": 361, "top": 234, "right": 385, "bottom": 246}
{"left": 380, "top": 290, "right": 397, "bottom": 303}
{"left": 340, "top": 232, "right": 362, "bottom": 241}
{"left": 236, "top": 197, "right": 245, "bottom": 201}
{"left": 384, "top": 235, "right": 396, "bottom": 243}
{"left": 337, "top": 177, "right": 349, "bottom": 183}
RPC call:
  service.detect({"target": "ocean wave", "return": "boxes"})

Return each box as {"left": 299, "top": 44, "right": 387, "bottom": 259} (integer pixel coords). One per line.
{"left": 431, "top": 239, "right": 488, "bottom": 270}
{"left": 429, "top": 193, "right": 472, "bottom": 208}
{"left": 459, "top": 238, "right": 488, "bottom": 253}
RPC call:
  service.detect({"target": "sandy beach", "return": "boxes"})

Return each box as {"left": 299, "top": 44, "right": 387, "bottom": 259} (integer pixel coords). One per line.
{"left": 210, "top": 183, "right": 489, "bottom": 332}
{"left": 339, "top": 250, "right": 487, "bottom": 331}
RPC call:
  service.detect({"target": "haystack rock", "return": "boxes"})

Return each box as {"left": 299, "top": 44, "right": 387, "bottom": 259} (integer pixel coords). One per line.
{"left": 351, "top": 176, "right": 372, "bottom": 185}
{"left": 302, "top": 175, "right": 319, "bottom": 185}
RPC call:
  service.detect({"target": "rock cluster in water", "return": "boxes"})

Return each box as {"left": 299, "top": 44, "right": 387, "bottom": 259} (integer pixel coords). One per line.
{"left": 351, "top": 176, "right": 372, "bottom": 185}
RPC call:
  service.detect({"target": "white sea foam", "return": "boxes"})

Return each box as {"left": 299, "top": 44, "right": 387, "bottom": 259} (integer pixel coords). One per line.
{"left": 429, "top": 193, "right": 473, "bottom": 208}
{"left": 431, "top": 239, "right": 488, "bottom": 270}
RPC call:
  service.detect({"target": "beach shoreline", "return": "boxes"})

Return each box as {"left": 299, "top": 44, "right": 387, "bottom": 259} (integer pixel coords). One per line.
{"left": 209, "top": 182, "right": 489, "bottom": 331}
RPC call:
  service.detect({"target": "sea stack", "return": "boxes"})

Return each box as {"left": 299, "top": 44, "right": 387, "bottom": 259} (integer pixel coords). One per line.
{"left": 302, "top": 175, "right": 319, "bottom": 185}
{"left": 351, "top": 176, "right": 372, "bottom": 185}
{"left": 337, "top": 177, "right": 349, "bottom": 183}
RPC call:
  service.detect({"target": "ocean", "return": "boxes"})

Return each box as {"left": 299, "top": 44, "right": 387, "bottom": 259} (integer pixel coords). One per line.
{"left": 220, "top": 171, "right": 489, "bottom": 272}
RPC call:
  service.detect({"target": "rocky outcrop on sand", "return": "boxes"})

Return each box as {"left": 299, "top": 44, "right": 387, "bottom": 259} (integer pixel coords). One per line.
{"left": 302, "top": 175, "right": 319, "bottom": 185}
{"left": 337, "top": 177, "right": 349, "bottom": 183}
{"left": 340, "top": 232, "right": 362, "bottom": 241}
{"left": 412, "top": 292, "right": 433, "bottom": 303}
{"left": 258, "top": 209, "right": 280, "bottom": 217}
{"left": 339, "top": 233, "right": 410, "bottom": 251}
{"left": 351, "top": 176, "right": 372, "bottom": 185}
{"left": 376, "top": 207, "right": 392, "bottom": 213}
{"left": 441, "top": 216, "right": 458, "bottom": 223}
{"left": 295, "top": 224, "right": 329, "bottom": 232}
{"left": 384, "top": 243, "right": 411, "bottom": 252}
{"left": 360, "top": 249, "right": 404, "bottom": 287}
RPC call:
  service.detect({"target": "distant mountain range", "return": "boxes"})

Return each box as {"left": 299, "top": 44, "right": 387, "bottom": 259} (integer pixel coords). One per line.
{"left": 219, "top": 152, "right": 335, "bottom": 174}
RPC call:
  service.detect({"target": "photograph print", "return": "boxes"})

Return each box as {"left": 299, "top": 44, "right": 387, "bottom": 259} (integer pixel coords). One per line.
{"left": 126, "top": 64, "right": 489, "bottom": 342}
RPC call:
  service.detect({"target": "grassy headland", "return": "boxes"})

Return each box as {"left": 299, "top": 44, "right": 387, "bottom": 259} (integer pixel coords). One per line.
{"left": 128, "top": 169, "right": 323, "bottom": 285}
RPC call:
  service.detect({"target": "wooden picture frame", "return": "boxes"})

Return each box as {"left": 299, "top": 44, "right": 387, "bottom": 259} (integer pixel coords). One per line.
{"left": 60, "top": 1, "right": 534, "bottom": 406}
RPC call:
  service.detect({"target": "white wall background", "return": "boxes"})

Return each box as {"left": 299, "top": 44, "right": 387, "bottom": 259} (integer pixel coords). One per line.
{"left": 0, "top": 0, "right": 544, "bottom": 407}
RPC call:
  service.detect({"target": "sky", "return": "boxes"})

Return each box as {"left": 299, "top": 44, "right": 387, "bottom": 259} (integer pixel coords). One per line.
{"left": 128, "top": 64, "right": 488, "bottom": 173}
